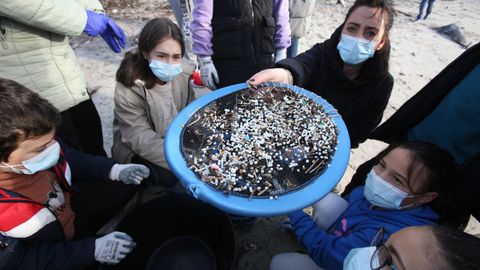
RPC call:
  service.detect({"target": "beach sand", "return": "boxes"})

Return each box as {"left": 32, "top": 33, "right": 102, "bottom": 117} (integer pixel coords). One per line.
{"left": 73, "top": 0, "right": 479, "bottom": 268}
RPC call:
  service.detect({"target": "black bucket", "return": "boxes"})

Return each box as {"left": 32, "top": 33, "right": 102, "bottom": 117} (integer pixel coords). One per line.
{"left": 146, "top": 235, "right": 217, "bottom": 270}
{"left": 101, "top": 193, "right": 236, "bottom": 270}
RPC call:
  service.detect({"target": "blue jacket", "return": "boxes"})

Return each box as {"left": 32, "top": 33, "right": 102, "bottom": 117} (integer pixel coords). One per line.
{"left": 0, "top": 138, "right": 116, "bottom": 270}
{"left": 288, "top": 187, "right": 439, "bottom": 270}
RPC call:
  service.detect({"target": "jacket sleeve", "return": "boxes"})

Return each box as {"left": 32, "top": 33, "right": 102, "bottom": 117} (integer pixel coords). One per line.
{"left": 76, "top": 0, "right": 105, "bottom": 12}
{"left": 273, "top": 0, "right": 292, "bottom": 50}
{"left": 191, "top": 0, "right": 214, "bottom": 56}
{"left": 276, "top": 43, "right": 325, "bottom": 87}
{"left": 58, "top": 138, "right": 116, "bottom": 182}
{"left": 114, "top": 83, "right": 169, "bottom": 169}
{"left": 0, "top": 0, "right": 88, "bottom": 36}
{"left": 182, "top": 59, "right": 197, "bottom": 104}
{"left": 0, "top": 234, "right": 95, "bottom": 270}
{"left": 188, "top": 83, "right": 196, "bottom": 104}
{"left": 288, "top": 210, "right": 377, "bottom": 270}
{"left": 347, "top": 75, "right": 394, "bottom": 148}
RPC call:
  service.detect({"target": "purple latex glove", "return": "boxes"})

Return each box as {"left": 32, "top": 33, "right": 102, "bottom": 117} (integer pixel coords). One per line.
{"left": 84, "top": 10, "right": 126, "bottom": 53}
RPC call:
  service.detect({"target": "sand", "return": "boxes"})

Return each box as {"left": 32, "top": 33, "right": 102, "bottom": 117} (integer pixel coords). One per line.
{"left": 73, "top": 0, "right": 479, "bottom": 268}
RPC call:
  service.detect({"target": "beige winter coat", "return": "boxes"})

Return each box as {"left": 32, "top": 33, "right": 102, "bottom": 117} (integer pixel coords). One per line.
{"left": 0, "top": 0, "right": 103, "bottom": 112}
{"left": 289, "top": 0, "right": 316, "bottom": 39}
{"left": 112, "top": 60, "right": 196, "bottom": 170}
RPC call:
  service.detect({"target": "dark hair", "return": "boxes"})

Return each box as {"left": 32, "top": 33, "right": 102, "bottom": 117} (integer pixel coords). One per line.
{"left": 116, "top": 18, "right": 184, "bottom": 89}
{"left": 334, "top": 0, "right": 396, "bottom": 77}
{"left": 375, "top": 141, "right": 455, "bottom": 209}
{"left": 0, "top": 79, "right": 61, "bottom": 162}
{"left": 430, "top": 225, "right": 480, "bottom": 270}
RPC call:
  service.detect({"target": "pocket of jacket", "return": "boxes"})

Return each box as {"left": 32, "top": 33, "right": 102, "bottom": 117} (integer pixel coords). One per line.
{"left": 212, "top": 17, "right": 242, "bottom": 58}
{"left": 258, "top": 15, "right": 275, "bottom": 54}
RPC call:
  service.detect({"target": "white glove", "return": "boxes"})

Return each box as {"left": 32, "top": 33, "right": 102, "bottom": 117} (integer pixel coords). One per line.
{"left": 198, "top": 56, "right": 219, "bottom": 90}
{"left": 109, "top": 164, "right": 150, "bottom": 185}
{"left": 94, "top": 231, "right": 136, "bottom": 264}
{"left": 274, "top": 48, "right": 287, "bottom": 63}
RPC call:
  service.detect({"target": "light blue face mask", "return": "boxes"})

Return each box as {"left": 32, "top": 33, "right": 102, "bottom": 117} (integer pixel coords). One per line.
{"left": 337, "top": 34, "right": 377, "bottom": 65}
{"left": 149, "top": 60, "right": 182, "bottom": 82}
{"left": 343, "top": 246, "right": 378, "bottom": 270}
{"left": 1, "top": 142, "right": 60, "bottom": 174}
{"left": 363, "top": 168, "right": 410, "bottom": 210}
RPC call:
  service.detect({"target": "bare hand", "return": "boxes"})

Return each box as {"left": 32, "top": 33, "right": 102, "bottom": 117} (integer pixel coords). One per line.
{"left": 247, "top": 68, "right": 291, "bottom": 86}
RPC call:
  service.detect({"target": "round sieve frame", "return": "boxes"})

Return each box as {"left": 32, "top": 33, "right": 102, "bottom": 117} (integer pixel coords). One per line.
{"left": 165, "top": 82, "right": 350, "bottom": 217}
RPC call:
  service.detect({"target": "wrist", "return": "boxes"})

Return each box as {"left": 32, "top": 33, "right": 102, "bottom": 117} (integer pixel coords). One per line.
{"left": 280, "top": 68, "right": 293, "bottom": 84}
{"left": 109, "top": 164, "right": 120, "bottom": 180}
{"left": 198, "top": 56, "right": 212, "bottom": 64}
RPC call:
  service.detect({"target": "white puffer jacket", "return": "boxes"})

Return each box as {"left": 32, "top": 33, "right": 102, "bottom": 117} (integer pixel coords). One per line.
{"left": 0, "top": 0, "right": 103, "bottom": 112}
{"left": 289, "top": 0, "right": 316, "bottom": 39}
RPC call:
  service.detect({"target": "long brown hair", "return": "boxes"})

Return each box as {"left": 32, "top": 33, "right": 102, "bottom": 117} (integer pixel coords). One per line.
{"left": 116, "top": 18, "right": 185, "bottom": 89}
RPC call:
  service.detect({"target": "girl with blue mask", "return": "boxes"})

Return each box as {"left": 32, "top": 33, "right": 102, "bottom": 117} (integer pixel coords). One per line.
{"left": 363, "top": 141, "right": 454, "bottom": 211}
{"left": 269, "top": 141, "right": 454, "bottom": 270}
{"left": 113, "top": 18, "right": 197, "bottom": 188}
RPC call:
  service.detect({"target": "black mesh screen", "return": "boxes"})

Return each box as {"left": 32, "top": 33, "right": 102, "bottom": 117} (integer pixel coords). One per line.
{"left": 181, "top": 85, "right": 338, "bottom": 199}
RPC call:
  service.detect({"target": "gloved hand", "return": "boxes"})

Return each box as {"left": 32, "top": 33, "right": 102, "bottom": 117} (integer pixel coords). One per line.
{"left": 198, "top": 56, "right": 219, "bottom": 90}
{"left": 84, "top": 10, "right": 126, "bottom": 53}
{"left": 109, "top": 164, "right": 150, "bottom": 185}
{"left": 274, "top": 48, "right": 287, "bottom": 63}
{"left": 94, "top": 232, "right": 136, "bottom": 264}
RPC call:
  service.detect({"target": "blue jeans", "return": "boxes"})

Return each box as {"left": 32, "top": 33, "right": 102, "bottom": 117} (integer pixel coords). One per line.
{"left": 417, "top": 0, "right": 435, "bottom": 19}
{"left": 287, "top": 38, "right": 299, "bottom": 58}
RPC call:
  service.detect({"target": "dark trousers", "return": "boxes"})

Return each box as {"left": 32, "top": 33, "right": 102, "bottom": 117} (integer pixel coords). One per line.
{"left": 71, "top": 181, "right": 137, "bottom": 238}
{"left": 417, "top": 0, "right": 435, "bottom": 19}
{"left": 287, "top": 38, "right": 299, "bottom": 58}
{"left": 131, "top": 155, "right": 178, "bottom": 188}
{"left": 57, "top": 99, "right": 107, "bottom": 157}
{"left": 71, "top": 181, "right": 137, "bottom": 270}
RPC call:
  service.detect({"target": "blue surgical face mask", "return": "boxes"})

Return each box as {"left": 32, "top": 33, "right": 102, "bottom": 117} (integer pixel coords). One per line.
{"left": 364, "top": 168, "right": 410, "bottom": 209}
{"left": 1, "top": 142, "right": 60, "bottom": 174}
{"left": 149, "top": 60, "right": 182, "bottom": 82}
{"left": 337, "top": 34, "right": 377, "bottom": 65}
{"left": 343, "top": 246, "right": 378, "bottom": 270}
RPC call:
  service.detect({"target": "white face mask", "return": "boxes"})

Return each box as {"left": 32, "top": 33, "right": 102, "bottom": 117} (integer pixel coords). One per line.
{"left": 363, "top": 168, "right": 410, "bottom": 210}
{"left": 1, "top": 142, "right": 60, "bottom": 174}
{"left": 343, "top": 246, "right": 378, "bottom": 270}
{"left": 149, "top": 59, "right": 182, "bottom": 82}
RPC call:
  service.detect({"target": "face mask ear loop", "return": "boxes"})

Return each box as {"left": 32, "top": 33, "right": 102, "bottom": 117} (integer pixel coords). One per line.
{"left": 0, "top": 162, "right": 20, "bottom": 168}
{"left": 0, "top": 162, "right": 24, "bottom": 174}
